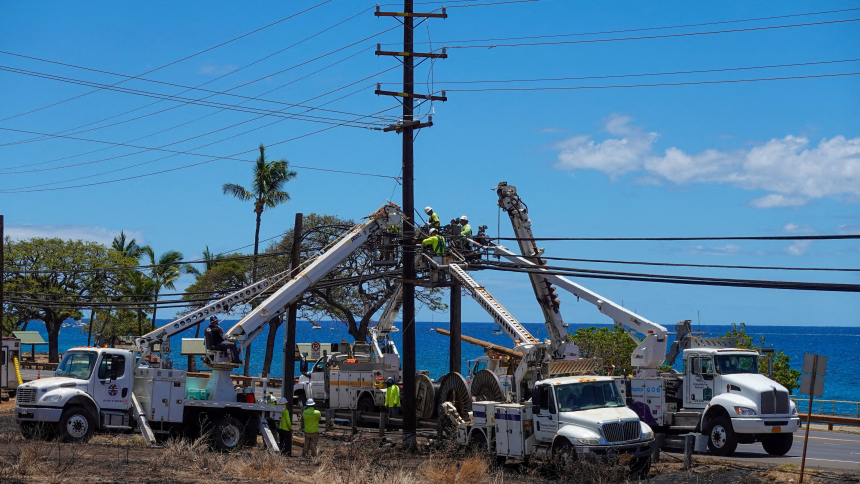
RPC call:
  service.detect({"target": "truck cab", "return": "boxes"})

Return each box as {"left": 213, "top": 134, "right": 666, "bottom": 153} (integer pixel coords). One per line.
{"left": 15, "top": 347, "right": 135, "bottom": 441}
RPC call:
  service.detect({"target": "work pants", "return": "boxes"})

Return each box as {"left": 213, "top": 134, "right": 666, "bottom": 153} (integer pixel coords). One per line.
{"left": 277, "top": 429, "right": 292, "bottom": 455}
{"left": 303, "top": 432, "right": 319, "bottom": 458}
{"left": 211, "top": 342, "right": 240, "bottom": 362}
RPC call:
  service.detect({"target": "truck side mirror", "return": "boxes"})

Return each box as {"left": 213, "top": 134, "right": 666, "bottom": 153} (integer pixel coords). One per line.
{"left": 110, "top": 356, "right": 120, "bottom": 380}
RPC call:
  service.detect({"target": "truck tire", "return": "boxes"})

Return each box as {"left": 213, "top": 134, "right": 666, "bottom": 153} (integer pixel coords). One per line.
{"left": 468, "top": 429, "right": 488, "bottom": 451}
{"left": 294, "top": 391, "right": 306, "bottom": 407}
{"left": 212, "top": 415, "right": 246, "bottom": 452}
{"left": 706, "top": 416, "right": 738, "bottom": 456}
{"left": 552, "top": 438, "right": 576, "bottom": 469}
{"left": 56, "top": 405, "right": 95, "bottom": 443}
{"left": 629, "top": 456, "right": 651, "bottom": 478}
{"left": 761, "top": 433, "right": 793, "bottom": 456}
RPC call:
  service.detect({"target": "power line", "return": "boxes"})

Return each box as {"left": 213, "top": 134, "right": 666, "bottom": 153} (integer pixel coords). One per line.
{"left": 386, "top": 7, "right": 860, "bottom": 46}
{"left": 491, "top": 234, "right": 860, "bottom": 241}
{"left": 0, "top": 1, "right": 333, "bottom": 123}
{"left": 441, "top": 17, "right": 860, "bottom": 49}
{"left": 516, "top": 255, "right": 860, "bottom": 272}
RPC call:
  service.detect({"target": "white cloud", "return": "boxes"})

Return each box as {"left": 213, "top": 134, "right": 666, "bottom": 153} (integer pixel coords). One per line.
{"left": 783, "top": 223, "right": 815, "bottom": 233}
{"left": 553, "top": 116, "right": 860, "bottom": 207}
{"left": 198, "top": 64, "right": 236, "bottom": 76}
{"left": 6, "top": 224, "right": 142, "bottom": 246}
{"left": 785, "top": 240, "right": 811, "bottom": 256}
{"left": 836, "top": 224, "right": 860, "bottom": 235}
{"left": 683, "top": 244, "right": 742, "bottom": 256}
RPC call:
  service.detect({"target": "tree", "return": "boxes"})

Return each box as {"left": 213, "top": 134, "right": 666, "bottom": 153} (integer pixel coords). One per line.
{"left": 223, "top": 144, "right": 297, "bottom": 375}
{"left": 572, "top": 325, "right": 639, "bottom": 376}
{"left": 120, "top": 270, "right": 157, "bottom": 336}
{"left": 148, "top": 250, "right": 196, "bottom": 331}
{"left": 4, "top": 238, "right": 134, "bottom": 362}
{"left": 111, "top": 231, "right": 153, "bottom": 262}
{"left": 724, "top": 323, "right": 801, "bottom": 394}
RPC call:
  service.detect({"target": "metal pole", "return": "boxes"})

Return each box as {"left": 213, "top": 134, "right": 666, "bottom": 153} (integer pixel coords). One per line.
{"left": 283, "top": 215, "right": 303, "bottom": 408}
{"left": 799, "top": 356, "right": 817, "bottom": 484}
{"left": 400, "top": 0, "right": 417, "bottom": 452}
{"left": 449, "top": 284, "right": 461, "bottom": 374}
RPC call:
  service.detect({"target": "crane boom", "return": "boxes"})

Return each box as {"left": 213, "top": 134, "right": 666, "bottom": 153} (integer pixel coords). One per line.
{"left": 375, "top": 284, "right": 403, "bottom": 336}
{"left": 226, "top": 204, "right": 404, "bottom": 351}
{"left": 495, "top": 182, "right": 569, "bottom": 357}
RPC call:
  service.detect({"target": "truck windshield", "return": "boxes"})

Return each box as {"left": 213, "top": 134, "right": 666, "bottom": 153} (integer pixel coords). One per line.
{"left": 56, "top": 351, "right": 98, "bottom": 380}
{"left": 715, "top": 355, "right": 758, "bottom": 374}
{"left": 556, "top": 381, "right": 625, "bottom": 412}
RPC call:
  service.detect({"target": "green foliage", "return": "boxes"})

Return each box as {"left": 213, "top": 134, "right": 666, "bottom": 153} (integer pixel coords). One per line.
{"left": 724, "top": 323, "right": 801, "bottom": 394}
{"left": 572, "top": 325, "right": 638, "bottom": 376}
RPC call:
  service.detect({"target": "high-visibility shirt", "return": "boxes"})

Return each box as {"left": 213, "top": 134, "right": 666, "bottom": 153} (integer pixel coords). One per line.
{"left": 422, "top": 235, "right": 446, "bottom": 256}
{"left": 388, "top": 224, "right": 401, "bottom": 234}
{"left": 279, "top": 407, "right": 292, "bottom": 431}
{"left": 385, "top": 384, "right": 401, "bottom": 408}
{"left": 302, "top": 407, "right": 321, "bottom": 433}
{"left": 460, "top": 224, "right": 472, "bottom": 238}
{"left": 429, "top": 212, "right": 440, "bottom": 228}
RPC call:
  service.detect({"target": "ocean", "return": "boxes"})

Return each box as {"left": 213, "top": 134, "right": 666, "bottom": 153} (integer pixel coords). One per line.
{"left": 24, "top": 319, "right": 860, "bottom": 411}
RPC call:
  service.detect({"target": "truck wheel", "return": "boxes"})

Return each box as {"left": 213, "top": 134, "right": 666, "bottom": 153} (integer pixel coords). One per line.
{"left": 56, "top": 405, "right": 94, "bottom": 443}
{"left": 294, "top": 391, "right": 306, "bottom": 407}
{"left": 552, "top": 439, "right": 576, "bottom": 470}
{"left": 357, "top": 395, "right": 375, "bottom": 424}
{"left": 212, "top": 415, "right": 246, "bottom": 452}
{"left": 706, "top": 416, "right": 738, "bottom": 456}
{"left": 761, "top": 433, "right": 793, "bottom": 456}
{"left": 629, "top": 456, "right": 651, "bottom": 478}
{"left": 468, "top": 429, "right": 488, "bottom": 451}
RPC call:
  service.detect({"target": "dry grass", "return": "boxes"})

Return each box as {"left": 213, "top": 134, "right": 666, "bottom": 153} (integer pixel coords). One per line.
{"left": 422, "top": 456, "right": 489, "bottom": 484}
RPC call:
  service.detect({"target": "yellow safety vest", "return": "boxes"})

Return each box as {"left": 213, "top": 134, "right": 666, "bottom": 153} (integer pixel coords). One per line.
{"left": 422, "top": 235, "right": 446, "bottom": 256}
{"left": 385, "top": 384, "right": 401, "bottom": 408}
{"left": 303, "top": 407, "right": 321, "bottom": 433}
{"left": 279, "top": 407, "right": 292, "bottom": 431}
{"left": 429, "top": 213, "right": 440, "bottom": 227}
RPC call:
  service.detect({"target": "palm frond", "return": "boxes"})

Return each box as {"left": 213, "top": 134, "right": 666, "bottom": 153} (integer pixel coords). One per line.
{"left": 222, "top": 183, "right": 254, "bottom": 201}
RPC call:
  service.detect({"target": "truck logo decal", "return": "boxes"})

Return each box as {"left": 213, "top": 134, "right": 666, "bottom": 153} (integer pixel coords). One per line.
{"left": 108, "top": 384, "right": 119, "bottom": 396}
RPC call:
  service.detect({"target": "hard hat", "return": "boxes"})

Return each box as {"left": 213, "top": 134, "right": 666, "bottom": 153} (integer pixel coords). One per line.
{"left": 424, "top": 206, "right": 432, "bottom": 214}
{"left": 210, "top": 316, "right": 219, "bottom": 323}
{"left": 459, "top": 215, "right": 468, "bottom": 223}
{"left": 277, "top": 397, "right": 288, "bottom": 405}
{"left": 386, "top": 377, "right": 395, "bottom": 385}
{"left": 306, "top": 398, "right": 316, "bottom": 406}
{"left": 429, "top": 228, "right": 438, "bottom": 235}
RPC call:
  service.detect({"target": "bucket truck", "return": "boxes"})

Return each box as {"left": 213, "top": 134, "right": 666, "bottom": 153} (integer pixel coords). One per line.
{"left": 494, "top": 181, "right": 799, "bottom": 456}
{"left": 2, "top": 336, "right": 23, "bottom": 399}
{"left": 14, "top": 203, "right": 405, "bottom": 451}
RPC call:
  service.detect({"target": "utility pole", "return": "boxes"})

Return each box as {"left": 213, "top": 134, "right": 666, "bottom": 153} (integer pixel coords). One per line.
{"left": 283, "top": 212, "right": 302, "bottom": 455}
{"left": 1, "top": 215, "right": 4, "bottom": 394}
{"left": 375, "top": 2, "right": 447, "bottom": 450}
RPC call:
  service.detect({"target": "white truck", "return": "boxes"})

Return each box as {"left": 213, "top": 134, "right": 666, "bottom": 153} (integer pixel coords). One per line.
{"left": 2, "top": 336, "right": 23, "bottom": 400}
{"left": 14, "top": 203, "right": 405, "bottom": 451}
{"left": 493, "top": 181, "right": 799, "bottom": 456}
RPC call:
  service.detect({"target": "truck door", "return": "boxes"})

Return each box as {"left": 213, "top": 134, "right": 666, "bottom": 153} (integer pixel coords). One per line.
{"left": 533, "top": 384, "right": 558, "bottom": 443}
{"left": 685, "top": 356, "right": 715, "bottom": 407}
{"left": 95, "top": 352, "right": 131, "bottom": 411}
{"left": 310, "top": 357, "right": 327, "bottom": 401}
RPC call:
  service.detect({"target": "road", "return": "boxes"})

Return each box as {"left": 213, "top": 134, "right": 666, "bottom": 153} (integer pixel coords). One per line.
{"left": 665, "top": 429, "right": 860, "bottom": 472}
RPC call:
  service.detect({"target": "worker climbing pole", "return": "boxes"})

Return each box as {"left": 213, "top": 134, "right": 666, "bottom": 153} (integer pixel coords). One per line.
{"left": 374, "top": 2, "right": 448, "bottom": 450}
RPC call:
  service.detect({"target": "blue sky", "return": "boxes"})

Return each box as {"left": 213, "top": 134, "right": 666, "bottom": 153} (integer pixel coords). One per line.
{"left": 1, "top": 1, "right": 858, "bottom": 329}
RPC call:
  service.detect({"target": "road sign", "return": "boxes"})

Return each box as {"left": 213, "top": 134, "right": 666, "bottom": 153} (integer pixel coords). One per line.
{"left": 311, "top": 341, "right": 321, "bottom": 360}
{"left": 799, "top": 352, "right": 827, "bottom": 484}
{"left": 802, "top": 353, "right": 827, "bottom": 376}
{"left": 800, "top": 374, "right": 824, "bottom": 398}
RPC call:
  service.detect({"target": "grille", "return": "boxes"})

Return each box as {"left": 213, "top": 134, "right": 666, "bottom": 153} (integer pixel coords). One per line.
{"left": 601, "top": 420, "right": 640, "bottom": 443}
{"left": 760, "top": 390, "right": 790, "bottom": 415}
{"left": 16, "top": 387, "right": 37, "bottom": 405}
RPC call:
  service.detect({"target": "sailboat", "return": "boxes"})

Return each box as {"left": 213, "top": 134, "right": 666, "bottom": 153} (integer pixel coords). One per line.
{"left": 311, "top": 322, "right": 322, "bottom": 330}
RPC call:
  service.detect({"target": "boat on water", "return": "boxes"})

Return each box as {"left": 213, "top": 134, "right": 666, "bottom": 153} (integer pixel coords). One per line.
{"left": 492, "top": 329, "right": 502, "bottom": 335}
{"left": 311, "top": 322, "right": 322, "bottom": 330}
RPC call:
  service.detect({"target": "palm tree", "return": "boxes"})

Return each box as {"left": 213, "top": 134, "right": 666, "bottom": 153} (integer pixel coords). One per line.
{"left": 148, "top": 250, "right": 196, "bottom": 331}
{"left": 202, "top": 245, "right": 226, "bottom": 271}
{"left": 122, "top": 271, "right": 157, "bottom": 336}
{"left": 223, "top": 144, "right": 297, "bottom": 375}
{"left": 112, "top": 231, "right": 153, "bottom": 262}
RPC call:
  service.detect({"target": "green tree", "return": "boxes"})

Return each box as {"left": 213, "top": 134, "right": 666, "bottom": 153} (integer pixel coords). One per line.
{"left": 111, "top": 231, "right": 153, "bottom": 261}
{"left": 147, "top": 249, "right": 196, "bottom": 331}
{"left": 724, "top": 323, "right": 801, "bottom": 394}
{"left": 4, "top": 237, "right": 134, "bottom": 362}
{"left": 572, "top": 325, "right": 639, "bottom": 376}
{"left": 119, "top": 270, "right": 157, "bottom": 336}
{"left": 223, "top": 144, "right": 297, "bottom": 375}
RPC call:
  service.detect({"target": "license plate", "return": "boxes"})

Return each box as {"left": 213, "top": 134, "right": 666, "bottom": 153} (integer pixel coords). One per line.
{"left": 771, "top": 427, "right": 781, "bottom": 433}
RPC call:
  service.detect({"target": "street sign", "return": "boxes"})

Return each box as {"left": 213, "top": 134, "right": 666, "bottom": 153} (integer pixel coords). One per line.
{"left": 802, "top": 353, "right": 827, "bottom": 376}
{"left": 799, "top": 352, "right": 827, "bottom": 484}
{"left": 311, "top": 341, "right": 321, "bottom": 360}
{"left": 800, "top": 374, "right": 824, "bottom": 398}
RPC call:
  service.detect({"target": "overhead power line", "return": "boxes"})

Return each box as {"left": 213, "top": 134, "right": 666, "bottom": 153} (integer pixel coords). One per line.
{"left": 491, "top": 234, "right": 860, "bottom": 241}
{"left": 517, "top": 255, "right": 860, "bottom": 272}
{"left": 0, "top": 0, "right": 333, "bottom": 123}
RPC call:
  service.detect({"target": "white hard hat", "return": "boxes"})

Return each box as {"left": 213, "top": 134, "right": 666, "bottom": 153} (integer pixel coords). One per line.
{"left": 459, "top": 215, "right": 468, "bottom": 223}
{"left": 429, "top": 228, "right": 438, "bottom": 235}
{"left": 277, "top": 397, "right": 288, "bottom": 405}
{"left": 424, "top": 206, "right": 432, "bottom": 214}
{"left": 306, "top": 398, "right": 316, "bottom": 406}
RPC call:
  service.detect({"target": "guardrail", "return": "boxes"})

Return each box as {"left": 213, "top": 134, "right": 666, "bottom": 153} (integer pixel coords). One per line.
{"left": 792, "top": 398, "right": 860, "bottom": 418}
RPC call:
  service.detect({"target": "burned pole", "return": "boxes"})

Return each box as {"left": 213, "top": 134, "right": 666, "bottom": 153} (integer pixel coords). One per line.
{"left": 283, "top": 213, "right": 303, "bottom": 401}
{"left": 449, "top": 284, "right": 461, "bottom": 373}
{"left": 374, "top": 2, "right": 447, "bottom": 450}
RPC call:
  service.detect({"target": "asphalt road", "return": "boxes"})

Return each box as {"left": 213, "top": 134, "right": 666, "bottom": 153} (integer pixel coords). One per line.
{"left": 665, "top": 430, "right": 860, "bottom": 472}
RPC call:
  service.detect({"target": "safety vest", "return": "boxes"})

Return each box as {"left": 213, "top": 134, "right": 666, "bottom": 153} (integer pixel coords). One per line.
{"left": 429, "top": 212, "right": 440, "bottom": 228}
{"left": 422, "top": 235, "right": 446, "bottom": 256}
{"left": 388, "top": 224, "right": 401, "bottom": 234}
{"left": 385, "top": 384, "right": 401, "bottom": 408}
{"left": 302, "top": 407, "right": 321, "bottom": 433}
{"left": 460, "top": 224, "right": 472, "bottom": 237}
{"left": 279, "top": 407, "right": 292, "bottom": 431}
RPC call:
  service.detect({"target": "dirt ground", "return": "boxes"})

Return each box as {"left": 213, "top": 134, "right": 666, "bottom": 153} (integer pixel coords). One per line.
{"left": 0, "top": 403, "right": 857, "bottom": 484}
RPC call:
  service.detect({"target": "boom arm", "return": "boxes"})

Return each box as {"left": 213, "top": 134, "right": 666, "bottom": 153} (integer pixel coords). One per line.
{"left": 227, "top": 204, "right": 403, "bottom": 351}
{"left": 495, "top": 182, "right": 569, "bottom": 357}
{"left": 369, "top": 284, "right": 403, "bottom": 362}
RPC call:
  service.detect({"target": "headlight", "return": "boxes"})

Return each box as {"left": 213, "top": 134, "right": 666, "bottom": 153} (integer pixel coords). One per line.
{"left": 734, "top": 406, "right": 757, "bottom": 416}
{"left": 41, "top": 394, "right": 62, "bottom": 403}
{"left": 574, "top": 437, "right": 601, "bottom": 446}
{"left": 643, "top": 430, "right": 654, "bottom": 440}
{"left": 791, "top": 404, "right": 798, "bottom": 416}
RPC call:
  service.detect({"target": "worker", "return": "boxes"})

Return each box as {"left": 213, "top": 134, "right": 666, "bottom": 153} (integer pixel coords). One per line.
{"left": 422, "top": 228, "right": 446, "bottom": 257}
{"left": 424, "top": 206, "right": 440, "bottom": 229}
{"left": 384, "top": 377, "right": 401, "bottom": 416}
{"left": 382, "top": 223, "right": 400, "bottom": 261}
{"left": 276, "top": 397, "right": 292, "bottom": 455}
{"left": 302, "top": 398, "right": 321, "bottom": 458}
{"left": 459, "top": 215, "right": 472, "bottom": 238}
{"left": 203, "top": 316, "right": 241, "bottom": 364}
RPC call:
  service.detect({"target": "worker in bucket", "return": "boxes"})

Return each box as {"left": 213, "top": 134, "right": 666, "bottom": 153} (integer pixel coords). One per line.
{"left": 302, "top": 398, "right": 321, "bottom": 458}
{"left": 421, "top": 228, "right": 446, "bottom": 259}
{"left": 424, "top": 206, "right": 440, "bottom": 229}
{"left": 459, "top": 215, "right": 472, "bottom": 239}
{"left": 276, "top": 397, "right": 292, "bottom": 455}
{"left": 203, "top": 316, "right": 241, "bottom": 364}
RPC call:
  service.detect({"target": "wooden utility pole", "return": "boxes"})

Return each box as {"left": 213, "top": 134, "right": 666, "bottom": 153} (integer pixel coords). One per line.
{"left": 374, "top": 2, "right": 447, "bottom": 450}
{"left": 283, "top": 213, "right": 303, "bottom": 401}
{"left": 449, "top": 283, "right": 461, "bottom": 373}
{"left": 1, "top": 215, "right": 4, "bottom": 394}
